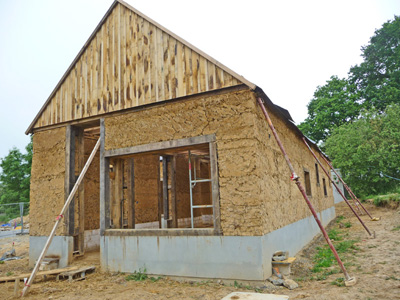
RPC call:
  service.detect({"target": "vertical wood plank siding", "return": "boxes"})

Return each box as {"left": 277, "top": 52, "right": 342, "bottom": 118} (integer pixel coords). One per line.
{"left": 33, "top": 3, "right": 243, "bottom": 130}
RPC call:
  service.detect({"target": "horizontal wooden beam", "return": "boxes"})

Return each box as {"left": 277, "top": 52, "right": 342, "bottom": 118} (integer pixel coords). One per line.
{"left": 104, "top": 228, "right": 217, "bottom": 236}
{"left": 105, "top": 134, "right": 216, "bottom": 157}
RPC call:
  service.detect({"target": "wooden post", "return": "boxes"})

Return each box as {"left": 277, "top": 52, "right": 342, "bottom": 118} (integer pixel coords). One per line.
{"left": 127, "top": 158, "right": 135, "bottom": 228}
{"left": 100, "top": 118, "right": 110, "bottom": 236}
{"left": 170, "top": 155, "right": 178, "bottom": 228}
{"left": 65, "top": 125, "right": 76, "bottom": 236}
{"left": 157, "top": 157, "right": 162, "bottom": 228}
{"left": 76, "top": 128, "right": 85, "bottom": 254}
{"left": 209, "top": 142, "right": 221, "bottom": 234}
{"left": 162, "top": 156, "right": 169, "bottom": 224}
{"left": 14, "top": 278, "right": 20, "bottom": 296}
{"left": 111, "top": 159, "right": 123, "bottom": 228}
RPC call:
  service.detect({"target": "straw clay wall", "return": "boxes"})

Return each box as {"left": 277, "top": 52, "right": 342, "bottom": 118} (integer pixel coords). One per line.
{"left": 104, "top": 89, "right": 334, "bottom": 236}
{"left": 83, "top": 137, "right": 100, "bottom": 230}
{"left": 105, "top": 89, "right": 264, "bottom": 236}
{"left": 253, "top": 103, "right": 335, "bottom": 235}
{"left": 30, "top": 127, "right": 67, "bottom": 236}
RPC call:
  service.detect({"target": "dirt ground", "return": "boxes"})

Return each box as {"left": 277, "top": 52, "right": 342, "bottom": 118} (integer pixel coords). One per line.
{"left": 1, "top": 201, "right": 399, "bottom": 299}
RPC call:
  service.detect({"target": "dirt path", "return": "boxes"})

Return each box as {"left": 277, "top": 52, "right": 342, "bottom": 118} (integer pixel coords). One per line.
{"left": 1, "top": 202, "right": 399, "bottom": 299}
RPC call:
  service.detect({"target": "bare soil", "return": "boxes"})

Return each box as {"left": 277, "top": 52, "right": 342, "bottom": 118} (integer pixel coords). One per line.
{"left": 1, "top": 202, "right": 400, "bottom": 299}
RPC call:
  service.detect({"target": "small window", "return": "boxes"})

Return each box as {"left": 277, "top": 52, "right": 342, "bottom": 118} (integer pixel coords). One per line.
{"left": 304, "top": 170, "right": 312, "bottom": 196}
{"left": 315, "top": 163, "right": 320, "bottom": 185}
{"left": 323, "top": 178, "right": 328, "bottom": 197}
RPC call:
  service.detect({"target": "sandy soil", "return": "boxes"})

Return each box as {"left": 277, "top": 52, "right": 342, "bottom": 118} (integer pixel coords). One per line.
{"left": 1, "top": 202, "right": 399, "bottom": 299}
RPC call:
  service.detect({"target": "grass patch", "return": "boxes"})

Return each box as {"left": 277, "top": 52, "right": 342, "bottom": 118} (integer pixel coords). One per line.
{"left": 311, "top": 226, "right": 359, "bottom": 283}
{"left": 6, "top": 271, "right": 13, "bottom": 276}
{"left": 0, "top": 261, "right": 4, "bottom": 264}
{"left": 328, "top": 229, "right": 343, "bottom": 241}
{"left": 330, "top": 277, "right": 345, "bottom": 287}
{"left": 336, "top": 216, "right": 345, "bottom": 223}
{"left": 368, "top": 192, "right": 400, "bottom": 207}
{"left": 392, "top": 225, "right": 400, "bottom": 231}
{"left": 344, "top": 221, "right": 352, "bottom": 228}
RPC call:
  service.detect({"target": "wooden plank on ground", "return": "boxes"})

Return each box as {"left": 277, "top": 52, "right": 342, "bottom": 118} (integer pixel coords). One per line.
{"left": 0, "top": 266, "right": 79, "bottom": 283}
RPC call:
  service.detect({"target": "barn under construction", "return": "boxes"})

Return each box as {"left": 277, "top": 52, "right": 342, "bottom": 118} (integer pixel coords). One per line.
{"left": 26, "top": 0, "right": 336, "bottom": 281}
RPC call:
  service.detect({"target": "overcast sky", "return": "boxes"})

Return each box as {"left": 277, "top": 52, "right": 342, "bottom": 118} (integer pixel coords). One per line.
{"left": 0, "top": 0, "right": 399, "bottom": 160}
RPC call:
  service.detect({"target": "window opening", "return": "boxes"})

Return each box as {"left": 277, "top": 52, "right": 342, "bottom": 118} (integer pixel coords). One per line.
{"left": 323, "top": 178, "right": 328, "bottom": 197}
{"left": 304, "top": 170, "right": 312, "bottom": 196}
{"left": 315, "top": 163, "right": 320, "bottom": 185}
{"left": 108, "top": 143, "right": 214, "bottom": 230}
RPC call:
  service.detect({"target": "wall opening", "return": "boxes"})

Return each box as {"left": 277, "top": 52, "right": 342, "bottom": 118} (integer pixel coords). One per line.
{"left": 315, "top": 163, "right": 320, "bottom": 186}
{"left": 67, "top": 123, "right": 101, "bottom": 255}
{"left": 107, "top": 143, "right": 216, "bottom": 231}
{"left": 323, "top": 178, "right": 328, "bottom": 197}
{"left": 304, "top": 170, "right": 312, "bottom": 197}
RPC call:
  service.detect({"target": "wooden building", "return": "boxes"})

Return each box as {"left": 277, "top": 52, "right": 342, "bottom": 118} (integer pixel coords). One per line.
{"left": 27, "top": 0, "right": 335, "bottom": 281}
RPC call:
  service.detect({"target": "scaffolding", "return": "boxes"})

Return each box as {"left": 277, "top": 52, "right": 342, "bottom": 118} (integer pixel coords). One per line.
{"left": 188, "top": 151, "right": 212, "bottom": 228}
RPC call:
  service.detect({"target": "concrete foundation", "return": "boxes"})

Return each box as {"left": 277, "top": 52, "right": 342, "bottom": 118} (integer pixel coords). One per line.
{"left": 101, "top": 206, "right": 335, "bottom": 280}
{"left": 29, "top": 236, "right": 73, "bottom": 268}
{"left": 84, "top": 229, "right": 100, "bottom": 251}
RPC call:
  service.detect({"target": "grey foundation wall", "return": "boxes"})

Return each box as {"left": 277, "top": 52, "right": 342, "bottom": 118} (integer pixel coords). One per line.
{"left": 100, "top": 206, "right": 335, "bottom": 281}
{"left": 29, "top": 236, "right": 73, "bottom": 268}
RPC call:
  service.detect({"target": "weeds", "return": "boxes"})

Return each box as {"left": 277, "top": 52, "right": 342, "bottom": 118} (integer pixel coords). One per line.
{"left": 0, "top": 261, "right": 4, "bottom": 264}
{"left": 125, "top": 268, "right": 161, "bottom": 282}
{"left": 344, "top": 221, "right": 352, "bottom": 228}
{"left": 328, "top": 229, "right": 343, "bottom": 241}
{"left": 6, "top": 271, "right": 13, "bottom": 276}
{"left": 336, "top": 216, "right": 345, "bottom": 223}
{"left": 330, "top": 277, "right": 345, "bottom": 287}
{"left": 233, "top": 281, "right": 262, "bottom": 293}
{"left": 392, "top": 225, "right": 400, "bottom": 231}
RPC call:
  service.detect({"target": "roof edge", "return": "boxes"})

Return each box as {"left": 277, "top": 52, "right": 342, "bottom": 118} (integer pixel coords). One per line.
{"left": 254, "top": 86, "right": 330, "bottom": 161}
{"left": 25, "top": 0, "right": 120, "bottom": 135}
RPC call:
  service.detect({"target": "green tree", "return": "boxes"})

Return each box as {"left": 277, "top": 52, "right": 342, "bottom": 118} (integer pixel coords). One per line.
{"left": 349, "top": 15, "right": 400, "bottom": 112}
{"left": 0, "top": 139, "right": 32, "bottom": 206}
{"left": 299, "top": 15, "right": 400, "bottom": 144}
{"left": 325, "top": 104, "right": 400, "bottom": 196}
{"left": 298, "top": 76, "right": 361, "bottom": 144}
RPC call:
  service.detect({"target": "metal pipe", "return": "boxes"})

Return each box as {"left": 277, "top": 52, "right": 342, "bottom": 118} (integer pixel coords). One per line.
{"left": 302, "top": 137, "right": 372, "bottom": 236}
{"left": 319, "top": 153, "right": 373, "bottom": 219}
{"left": 256, "top": 97, "right": 353, "bottom": 283}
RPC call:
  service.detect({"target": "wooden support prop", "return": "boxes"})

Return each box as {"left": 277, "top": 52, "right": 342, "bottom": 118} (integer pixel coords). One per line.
{"left": 256, "top": 97, "right": 356, "bottom": 286}
{"left": 21, "top": 138, "right": 100, "bottom": 297}
{"left": 302, "top": 137, "right": 372, "bottom": 236}
{"left": 319, "top": 153, "right": 376, "bottom": 220}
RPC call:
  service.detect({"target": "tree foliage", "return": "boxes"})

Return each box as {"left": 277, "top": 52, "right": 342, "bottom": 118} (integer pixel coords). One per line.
{"left": 350, "top": 15, "right": 400, "bottom": 112}
{"left": 299, "top": 15, "right": 400, "bottom": 144}
{"left": 325, "top": 104, "right": 400, "bottom": 196}
{"left": 298, "top": 76, "right": 361, "bottom": 143}
{"left": 0, "top": 138, "right": 32, "bottom": 205}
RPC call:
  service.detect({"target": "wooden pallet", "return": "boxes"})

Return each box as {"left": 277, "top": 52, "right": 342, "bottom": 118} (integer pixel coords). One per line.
{"left": 56, "top": 266, "right": 95, "bottom": 282}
